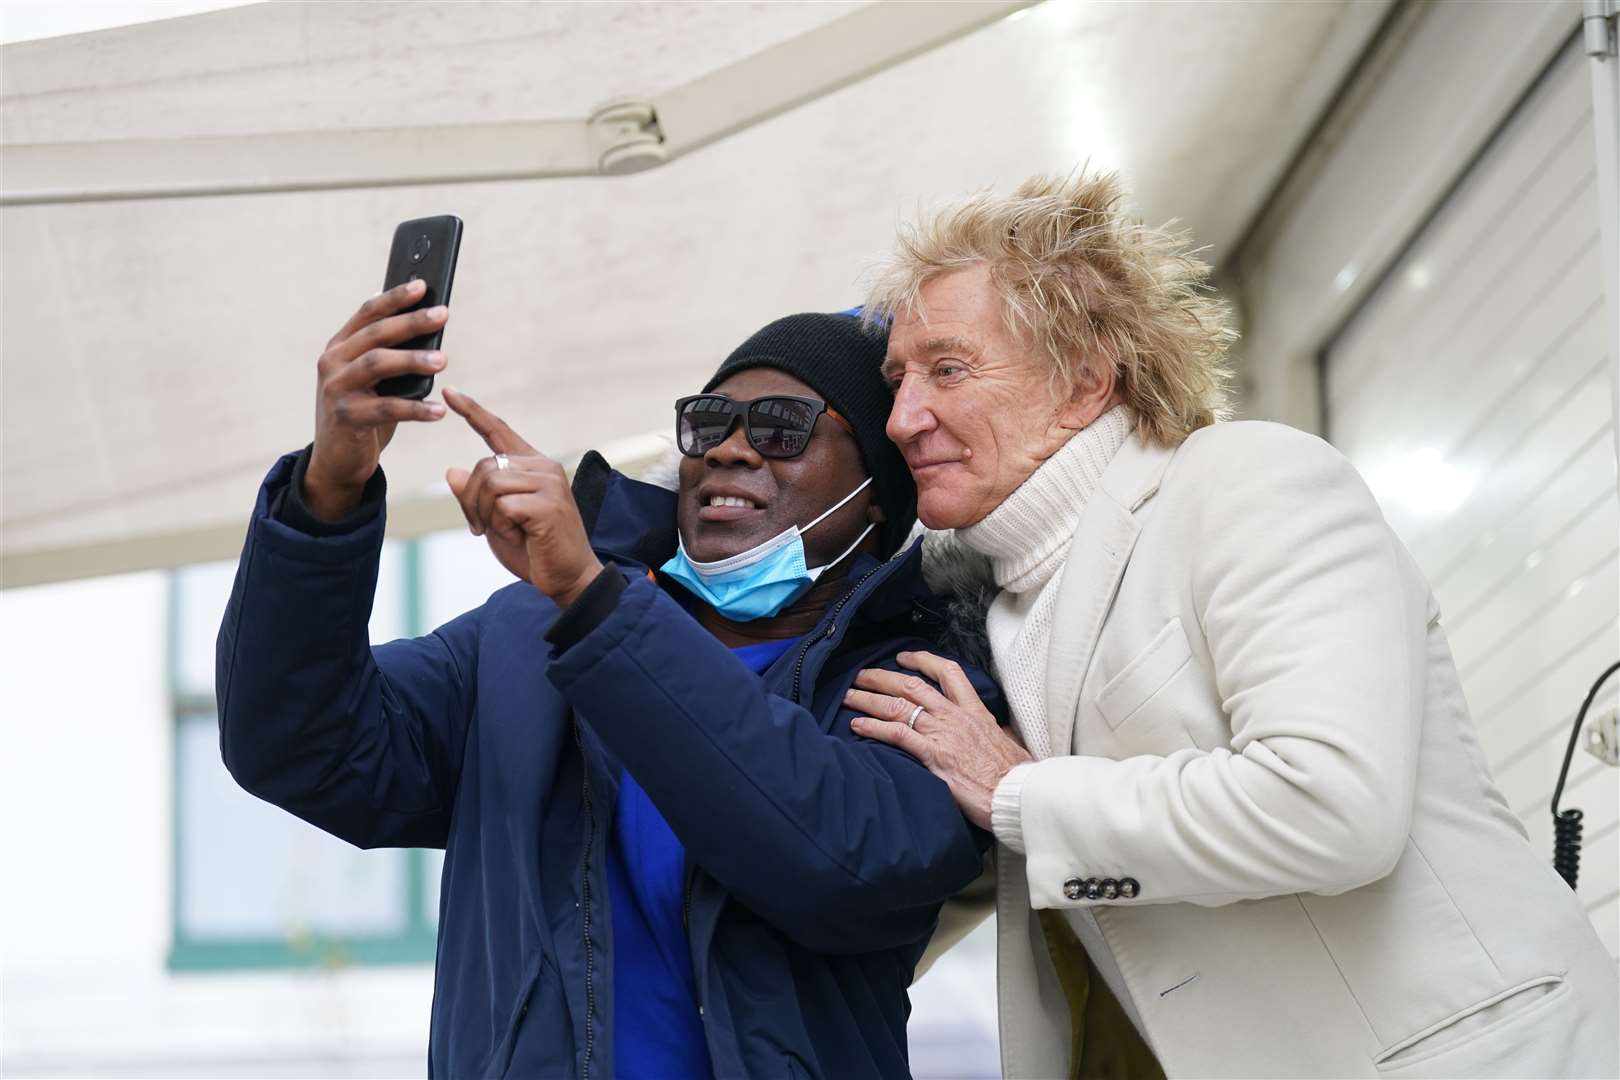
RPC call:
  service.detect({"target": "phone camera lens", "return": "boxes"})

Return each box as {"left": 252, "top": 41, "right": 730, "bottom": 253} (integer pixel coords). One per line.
{"left": 409, "top": 235, "right": 432, "bottom": 263}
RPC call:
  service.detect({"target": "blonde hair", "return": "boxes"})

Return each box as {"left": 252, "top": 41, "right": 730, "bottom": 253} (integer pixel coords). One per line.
{"left": 863, "top": 171, "right": 1236, "bottom": 447}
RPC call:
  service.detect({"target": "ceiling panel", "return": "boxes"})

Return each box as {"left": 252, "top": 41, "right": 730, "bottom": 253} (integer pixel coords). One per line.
{"left": 1, "top": 0, "right": 1378, "bottom": 582}
{"left": 0, "top": 1, "right": 862, "bottom": 140}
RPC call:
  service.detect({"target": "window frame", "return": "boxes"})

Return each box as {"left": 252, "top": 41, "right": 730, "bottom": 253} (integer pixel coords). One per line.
{"left": 166, "top": 541, "right": 440, "bottom": 972}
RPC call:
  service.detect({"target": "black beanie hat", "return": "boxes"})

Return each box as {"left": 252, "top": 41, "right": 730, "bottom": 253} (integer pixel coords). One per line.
{"left": 704, "top": 313, "right": 917, "bottom": 558}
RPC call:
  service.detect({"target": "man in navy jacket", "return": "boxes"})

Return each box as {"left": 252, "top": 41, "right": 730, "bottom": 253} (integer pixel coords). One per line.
{"left": 216, "top": 282, "right": 1004, "bottom": 1079}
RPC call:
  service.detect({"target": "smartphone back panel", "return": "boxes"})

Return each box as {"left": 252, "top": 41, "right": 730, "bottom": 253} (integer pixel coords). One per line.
{"left": 376, "top": 215, "right": 463, "bottom": 399}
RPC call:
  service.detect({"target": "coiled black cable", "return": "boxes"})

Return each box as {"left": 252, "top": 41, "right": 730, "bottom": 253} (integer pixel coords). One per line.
{"left": 1549, "top": 660, "right": 1619, "bottom": 890}
{"left": 1552, "top": 807, "right": 1582, "bottom": 889}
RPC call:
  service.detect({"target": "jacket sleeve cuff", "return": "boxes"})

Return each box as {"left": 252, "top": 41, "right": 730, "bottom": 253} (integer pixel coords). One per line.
{"left": 544, "top": 566, "right": 629, "bottom": 652}
{"left": 274, "top": 445, "right": 386, "bottom": 537}
{"left": 991, "top": 761, "right": 1035, "bottom": 854}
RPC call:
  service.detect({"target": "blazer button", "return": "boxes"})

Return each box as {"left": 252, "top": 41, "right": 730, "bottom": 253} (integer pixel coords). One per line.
{"left": 1063, "top": 877, "right": 1084, "bottom": 900}
{"left": 1101, "top": 878, "right": 1119, "bottom": 900}
{"left": 1119, "top": 877, "right": 1140, "bottom": 899}
{"left": 1083, "top": 879, "right": 1104, "bottom": 900}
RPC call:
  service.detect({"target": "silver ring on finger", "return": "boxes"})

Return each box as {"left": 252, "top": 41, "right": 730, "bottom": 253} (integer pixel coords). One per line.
{"left": 494, "top": 453, "right": 511, "bottom": 471}
{"left": 906, "top": 703, "right": 925, "bottom": 729}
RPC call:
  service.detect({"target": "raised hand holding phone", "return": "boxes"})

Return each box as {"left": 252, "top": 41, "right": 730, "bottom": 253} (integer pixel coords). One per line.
{"left": 302, "top": 280, "right": 449, "bottom": 521}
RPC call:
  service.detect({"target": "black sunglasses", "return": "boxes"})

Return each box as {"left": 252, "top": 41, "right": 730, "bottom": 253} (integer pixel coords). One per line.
{"left": 674, "top": 393, "right": 849, "bottom": 459}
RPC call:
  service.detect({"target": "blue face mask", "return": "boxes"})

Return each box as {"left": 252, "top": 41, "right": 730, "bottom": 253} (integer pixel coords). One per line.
{"left": 660, "top": 477, "right": 875, "bottom": 621}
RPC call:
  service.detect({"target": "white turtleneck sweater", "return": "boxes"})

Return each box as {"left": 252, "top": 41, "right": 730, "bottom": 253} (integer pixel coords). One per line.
{"left": 957, "top": 404, "right": 1130, "bottom": 780}
{"left": 954, "top": 404, "right": 1147, "bottom": 1034}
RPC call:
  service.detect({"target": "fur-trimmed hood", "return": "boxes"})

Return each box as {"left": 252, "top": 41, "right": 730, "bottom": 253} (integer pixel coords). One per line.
{"left": 913, "top": 524, "right": 999, "bottom": 677}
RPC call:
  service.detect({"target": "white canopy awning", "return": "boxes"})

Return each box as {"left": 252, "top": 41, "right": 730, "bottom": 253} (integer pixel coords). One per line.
{"left": 0, "top": 0, "right": 1386, "bottom": 585}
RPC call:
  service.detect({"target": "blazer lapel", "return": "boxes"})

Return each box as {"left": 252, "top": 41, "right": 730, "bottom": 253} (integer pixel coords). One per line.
{"left": 1042, "top": 433, "right": 1180, "bottom": 756}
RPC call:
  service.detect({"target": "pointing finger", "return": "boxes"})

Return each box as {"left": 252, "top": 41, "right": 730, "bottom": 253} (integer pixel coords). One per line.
{"left": 442, "top": 387, "right": 538, "bottom": 456}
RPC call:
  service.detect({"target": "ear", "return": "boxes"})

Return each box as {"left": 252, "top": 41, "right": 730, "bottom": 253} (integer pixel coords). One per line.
{"left": 1055, "top": 358, "right": 1119, "bottom": 432}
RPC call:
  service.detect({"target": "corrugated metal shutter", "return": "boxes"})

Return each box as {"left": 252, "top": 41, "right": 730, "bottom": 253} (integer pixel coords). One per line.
{"left": 1325, "top": 41, "right": 1618, "bottom": 955}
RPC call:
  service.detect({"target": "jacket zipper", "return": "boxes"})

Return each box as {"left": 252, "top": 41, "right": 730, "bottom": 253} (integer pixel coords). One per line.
{"left": 573, "top": 722, "right": 598, "bottom": 1080}
{"left": 682, "top": 861, "right": 695, "bottom": 931}
{"left": 681, "top": 859, "right": 704, "bottom": 1019}
{"left": 789, "top": 562, "right": 886, "bottom": 703}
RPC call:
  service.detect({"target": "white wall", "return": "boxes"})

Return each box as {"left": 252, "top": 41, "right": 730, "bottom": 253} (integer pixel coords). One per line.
{"left": 1231, "top": 0, "right": 1580, "bottom": 432}
{"left": 1, "top": 572, "right": 169, "bottom": 971}
{"left": 1324, "top": 39, "right": 1617, "bottom": 953}
{"left": 1232, "top": 0, "right": 1618, "bottom": 958}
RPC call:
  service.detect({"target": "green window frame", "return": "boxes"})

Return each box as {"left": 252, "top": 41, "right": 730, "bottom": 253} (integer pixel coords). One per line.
{"left": 167, "top": 541, "right": 440, "bottom": 972}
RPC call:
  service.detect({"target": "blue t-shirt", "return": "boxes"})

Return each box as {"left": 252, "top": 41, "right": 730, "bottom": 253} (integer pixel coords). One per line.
{"left": 609, "top": 636, "right": 798, "bottom": 1080}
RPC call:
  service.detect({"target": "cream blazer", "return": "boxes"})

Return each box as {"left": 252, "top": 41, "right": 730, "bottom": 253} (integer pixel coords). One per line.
{"left": 933, "top": 421, "right": 1618, "bottom": 1079}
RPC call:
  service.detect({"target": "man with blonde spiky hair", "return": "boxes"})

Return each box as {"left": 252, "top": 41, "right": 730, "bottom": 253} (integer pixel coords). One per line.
{"left": 842, "top": 171, "right": 1618, "bottom": 1079}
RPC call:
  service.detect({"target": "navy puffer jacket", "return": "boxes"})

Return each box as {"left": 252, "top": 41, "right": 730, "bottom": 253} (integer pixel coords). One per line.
{"left": 216, "top": 449, "right": 1004, "bottom": 1079}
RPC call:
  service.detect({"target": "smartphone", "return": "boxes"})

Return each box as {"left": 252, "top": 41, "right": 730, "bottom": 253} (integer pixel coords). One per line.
{"left": 375, "top": 215, "right": 463, "bottom": 399}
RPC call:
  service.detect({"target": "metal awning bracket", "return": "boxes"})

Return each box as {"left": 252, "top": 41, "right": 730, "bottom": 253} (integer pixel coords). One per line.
{"left": 588, "top": 100, "right": 669, "bottom": 175}
{"left": 1586, "top": 0, "right": 1617, "bottom": 59}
